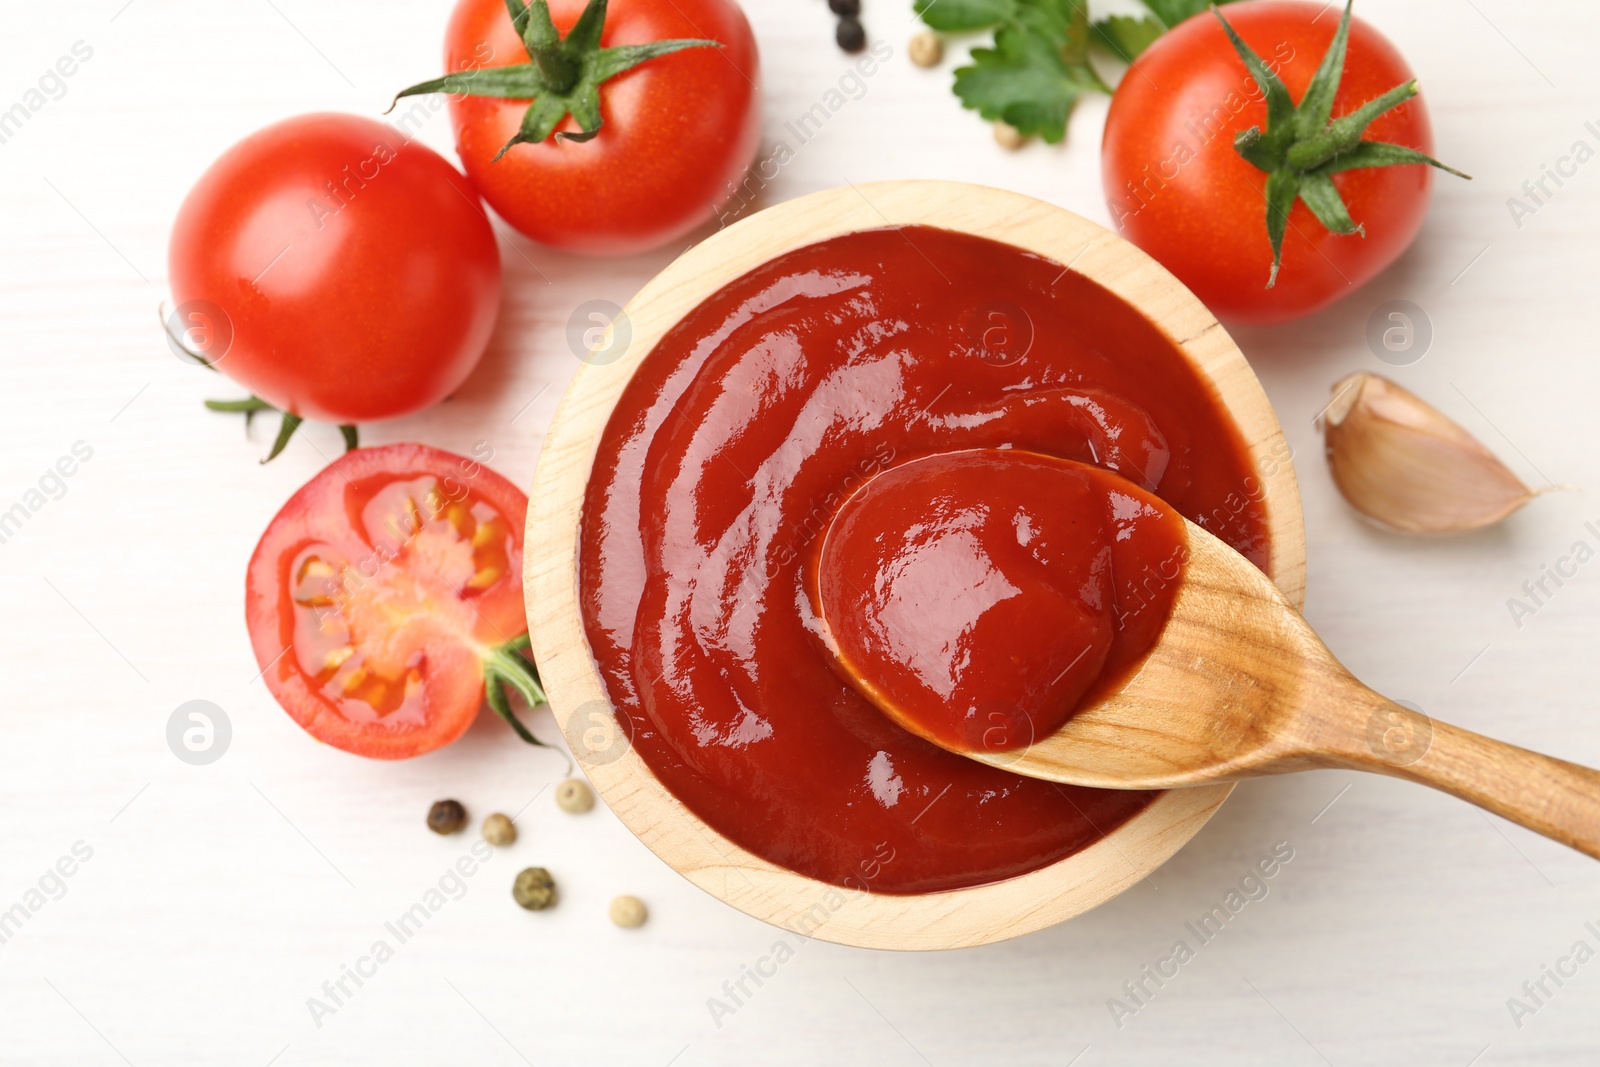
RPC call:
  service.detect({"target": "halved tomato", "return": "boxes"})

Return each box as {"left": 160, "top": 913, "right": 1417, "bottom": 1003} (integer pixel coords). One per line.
{"left": 246, "top": 443, "right": 548, "bottom": 759}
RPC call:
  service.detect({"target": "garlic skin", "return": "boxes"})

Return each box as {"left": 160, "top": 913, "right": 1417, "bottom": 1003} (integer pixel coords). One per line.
{"left": 1321, "top": 372, "right": 1540, "bottom": 535}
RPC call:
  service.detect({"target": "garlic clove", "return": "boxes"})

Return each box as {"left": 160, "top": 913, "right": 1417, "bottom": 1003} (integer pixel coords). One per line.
{"left": 1320, "top": 372, "right": 1541, "bottom": 535}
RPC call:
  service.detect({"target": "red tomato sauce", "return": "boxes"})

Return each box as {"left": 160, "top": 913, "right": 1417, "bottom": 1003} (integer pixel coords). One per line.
{"left": 579, "top": 226, "right": 1269, "bottom": 894}
{"left": 813, "top": 450, "right": 1189, "bottom": 755}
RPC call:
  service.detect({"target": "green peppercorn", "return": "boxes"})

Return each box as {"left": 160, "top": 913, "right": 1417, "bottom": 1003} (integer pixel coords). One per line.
{"left": 513, "top": 867, "right": 557, "bottom": 911}
{"left": 427, "top": 799, "right": 467, "bottom": 835}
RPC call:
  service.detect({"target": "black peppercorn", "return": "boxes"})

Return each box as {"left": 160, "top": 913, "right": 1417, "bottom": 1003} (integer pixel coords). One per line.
{"left": 828, "top": 0, "right": 861, "bottom": 16}
{"left": 427, "top": 798, "right": 467, "bottom": 835}
{"left": 836, "top": 17, "right": 866, "bottom": 53}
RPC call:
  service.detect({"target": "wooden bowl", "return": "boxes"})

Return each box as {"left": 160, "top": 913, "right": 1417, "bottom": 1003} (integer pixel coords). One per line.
{"left": 525, "top": 181, "right": 1305, "bottom": 950}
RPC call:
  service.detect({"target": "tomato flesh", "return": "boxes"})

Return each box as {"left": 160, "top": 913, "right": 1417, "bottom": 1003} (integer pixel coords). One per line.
{"left": 247, "top": 445, "right": 528, "bottom": 759}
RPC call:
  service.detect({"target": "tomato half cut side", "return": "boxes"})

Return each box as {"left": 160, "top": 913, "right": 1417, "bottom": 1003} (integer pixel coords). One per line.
{"left": 246, "top": 444, "right": 545, "bottom": 759}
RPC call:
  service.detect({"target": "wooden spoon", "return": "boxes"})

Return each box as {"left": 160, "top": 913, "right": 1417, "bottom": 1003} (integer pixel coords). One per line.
{"left": 817, "top": 456, "right": 1600, "bottom": 861}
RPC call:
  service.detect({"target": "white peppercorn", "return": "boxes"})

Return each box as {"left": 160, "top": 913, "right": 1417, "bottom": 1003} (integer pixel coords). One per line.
{"left": 555, "top": 778, "right": 595, "bottom": 813}
{"left": 908, "top": 31, "right": 943, "bottom": 68}
{"left": 610, "top": 895, "right": 648, "bottom": 928}
{"left": 482, "top": 812, "right": 516, "bottom": 847}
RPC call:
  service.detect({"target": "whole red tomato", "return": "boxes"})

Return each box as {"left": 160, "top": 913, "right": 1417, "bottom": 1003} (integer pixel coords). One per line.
{"left": 1102, "top": 2, "right": 1448, "bottom": 324}
{"left": 169, "top": 114, "right": 501, "bottom": 424}
{"left": 435, "top": 0, "right": 760, "bottom": 255}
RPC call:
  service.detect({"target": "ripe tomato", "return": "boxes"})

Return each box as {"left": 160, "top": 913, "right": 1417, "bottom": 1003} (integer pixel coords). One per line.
{"left": 170, "top": 114, "right": 501, "bottom": 425}
{"left": 438, "top": 0, "right": 760, "bottom": 255}
{"left": 246, "top": 444, "right": 546, "bottom": 759}
{"left": 1102, "top": 2, "right": 1442, "bottom": 324}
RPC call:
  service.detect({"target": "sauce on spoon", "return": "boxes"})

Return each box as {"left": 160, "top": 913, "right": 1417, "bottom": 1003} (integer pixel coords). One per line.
{"left": 814, "top": 450, "right": 1189, "bottom": 754}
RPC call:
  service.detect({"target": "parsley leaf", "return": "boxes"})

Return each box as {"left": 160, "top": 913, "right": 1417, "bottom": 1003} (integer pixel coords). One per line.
{"left": 1139, "top": 0, "right": 1222, "bottom": 28}
{"left": 914, "top": 0, "right": 1241, "bottom": 143}
{"left": 913, "top": 0, "right": 1021, "bottom": 33}
{"left": 1090, "top": 14, "right": 1163, "bottom": 62}
{"left": 954, "top": 22, "right": 1107, "bottom": 142}
{"left": 932, "top": 0, "right": 1108, "bottom": 142}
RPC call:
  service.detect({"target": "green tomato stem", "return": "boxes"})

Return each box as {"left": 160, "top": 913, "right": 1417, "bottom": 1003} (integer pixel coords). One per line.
{"left": 481, "top": 636, "right": 572, "bottom": 771}
{"left": 1215, "top": 0, "right": 1468, "bottom": 288}
{"left": 391, "top": 0, "right": 720, "bottom": 158}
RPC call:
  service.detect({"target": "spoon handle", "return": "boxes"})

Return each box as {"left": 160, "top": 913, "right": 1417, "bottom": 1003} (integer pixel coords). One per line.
{"left": 1339, "top": 701, "right": 1600, "bottom": 860}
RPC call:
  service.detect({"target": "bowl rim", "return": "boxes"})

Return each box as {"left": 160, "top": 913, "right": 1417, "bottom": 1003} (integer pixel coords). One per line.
{"left": 525, "top": 180, "right": 1306, "bottom": 951}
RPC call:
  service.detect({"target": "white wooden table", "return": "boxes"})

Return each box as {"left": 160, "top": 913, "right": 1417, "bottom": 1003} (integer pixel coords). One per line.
{"left": 3, "top": 1, "right": 1598, "bottom": 1063}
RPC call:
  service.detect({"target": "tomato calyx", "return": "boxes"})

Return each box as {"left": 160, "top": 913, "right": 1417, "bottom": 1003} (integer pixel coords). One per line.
{"left": 1216, "top": 0, "right": 1469, "bottom": 288}
{"left": 391, "top": 0, "right": 722, "bottom": 158}
{"left": 481, "top": 633, "right": 569, "bottom": 765}
{"left": 202, "top": 398, "right": 359, "bottom": 462}
{"left": 164, "top": 305, "right": 360, "bottom": 462}
{"left": 202, "top": 397, "right": 358, "bottom": 463}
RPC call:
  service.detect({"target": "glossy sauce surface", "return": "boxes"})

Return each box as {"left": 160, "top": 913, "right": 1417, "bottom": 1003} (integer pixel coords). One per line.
{"left": 815, "top": 450, "right": 1188, "bottom": 754}
{"left": 579, "top": 226, "right": 1270, "bottom": 894}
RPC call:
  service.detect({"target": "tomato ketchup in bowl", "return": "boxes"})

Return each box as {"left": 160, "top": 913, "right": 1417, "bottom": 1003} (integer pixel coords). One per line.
{"left": 529, "top": 181, "right": 1303, "bottom": 948}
